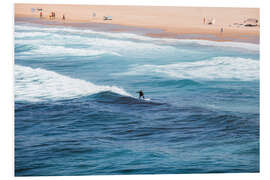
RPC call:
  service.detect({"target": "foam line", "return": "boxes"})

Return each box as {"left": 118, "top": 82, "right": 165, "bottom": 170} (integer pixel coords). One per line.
{"left": 15, "top": 24, "right": 259, "bottom": 52}
{"left": 117, "top": 57, "right": 259, "bottom": 81}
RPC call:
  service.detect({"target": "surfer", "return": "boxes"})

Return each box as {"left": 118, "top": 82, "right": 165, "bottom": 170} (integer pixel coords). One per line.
{"left": 136, "top": 90, "right": 145, "bottom": 99}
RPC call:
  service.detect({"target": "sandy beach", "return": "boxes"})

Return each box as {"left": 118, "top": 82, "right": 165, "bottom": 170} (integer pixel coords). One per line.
{"left": 14, "top": 4, "right": 260, "bottom": 42}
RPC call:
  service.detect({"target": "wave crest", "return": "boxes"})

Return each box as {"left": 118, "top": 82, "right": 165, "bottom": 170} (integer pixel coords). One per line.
{"left": 117, "top": 57, "right": 259, "bottom": 81}
{"left": 15, "top": 65, "right": 131, "bottom": 102}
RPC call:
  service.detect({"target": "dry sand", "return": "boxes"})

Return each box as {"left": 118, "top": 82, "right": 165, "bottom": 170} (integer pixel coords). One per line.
{"left": 14, "top": 4, "right": 260, "bottom": 42}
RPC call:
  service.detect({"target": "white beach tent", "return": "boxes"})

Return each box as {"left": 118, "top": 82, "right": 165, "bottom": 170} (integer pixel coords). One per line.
{"left": 244, "top": 18, "right": 258, "bottom": 26}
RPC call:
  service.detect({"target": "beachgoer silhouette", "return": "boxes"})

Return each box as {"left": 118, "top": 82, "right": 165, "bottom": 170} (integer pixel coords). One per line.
{"left": 62, "top": 14, "right": 65, "bottom": 20}
{"left": 50, "top": 12, "right": 55, "bottom": 20}
{"left": 136, "top": 90, "right": 145, "bottom": 99}
{"left": 50, "top": 12, "right": 53, "bottom": 20}
{"left": 221, "top": 27, "right": 224, "bottom": 33}
{"left": 40, "top": 11, "right": 42, "bottom": 18}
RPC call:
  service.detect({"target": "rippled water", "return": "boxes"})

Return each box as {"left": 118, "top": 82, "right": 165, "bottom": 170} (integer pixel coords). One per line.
{"left": 14, "top": 21, "right": 259, "bottom": 176}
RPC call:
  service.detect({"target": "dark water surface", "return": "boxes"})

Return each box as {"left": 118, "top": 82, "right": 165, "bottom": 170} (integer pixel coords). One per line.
{"left": 15, "top": 20, "right": 259, "bottom": 176}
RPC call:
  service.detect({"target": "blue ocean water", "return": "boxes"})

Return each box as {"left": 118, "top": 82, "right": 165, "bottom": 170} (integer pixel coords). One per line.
{"left": 14, "top": 21, "right": 259, "bottom": 176}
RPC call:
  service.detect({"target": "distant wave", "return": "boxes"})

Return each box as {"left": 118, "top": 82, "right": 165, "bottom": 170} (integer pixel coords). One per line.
{"left": 15, "top": 44, "right": 35, "bottom": 53}
{"left": 117, "top": 57, "right": 259, "bottom": 81}
{"left": 20, "top": 45, "right": 121, "bottom": 57}
{"left": 15, "top": 24, "right": 259, "bottom": 52}
{"left": 15, "top": 65, "right": 131, "bottom": 102}
{"left": 14, "top": 31, "right": 50, "bottom": 38}
{"left": 14, "top": 24, "right": 154, "bottom": 41}
{"left": 153, "top": 79, "right": 201, "bottom": 88}
{"left": 14, "top": 38, "right": 122, "bottom": 56}
{"left": 14, "top": 33, "right": 177, "bottom": 58}
{"left": 195, "top": 40, "right": 259, "bottom": 51}
{"left": 164, "top": 39, "right": 259, "bottom": 52}
{"left": 132, "top": 79, "right": 201, "bottom": 88}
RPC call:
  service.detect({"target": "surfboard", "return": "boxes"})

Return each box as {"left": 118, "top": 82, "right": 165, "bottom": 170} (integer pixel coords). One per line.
{"left": 138, "top": 98, "right": 151, "bottom": 101}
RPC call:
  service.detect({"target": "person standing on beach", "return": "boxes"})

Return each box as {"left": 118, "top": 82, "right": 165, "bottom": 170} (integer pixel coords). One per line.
{"left": 203, "top": 17, "right": 206, "bottom": 24}
{"left": 50, "top": 12, "right": 55, "bottom": 20}
{"left": 62, "top": 14, "right": 65, "bottom": 20}
{"left": 40, "top": 11, "right": 42, "bottom": 18}
{"left": 50, "top": 12, "right": 53, "bottom": 20}
{"left": 92, "top": 12, "right": 96, "bottom": 19}
{"left": 220, "top": 27, "right": 224, "bottom": 33}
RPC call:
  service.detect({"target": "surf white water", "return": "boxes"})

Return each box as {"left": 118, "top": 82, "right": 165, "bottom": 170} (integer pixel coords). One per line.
{"left": 19, "top": 45, "right": 121, "bottom": 57}
{"left": 163, "top": 39, "right": 259, "bottom": 52}
{"left": 15, "top": 65, "right": 131, "bottom": 102}
{"left": 15, "top": 33, "right": 178, "bottom": 58}
{"left": 15, "top": 24, "right": 259, "bottom": 52}
{"left": 14, "top": 24, "right": 154, "bottom": 41}
{"left": 14, "top": 31, "right": 50, "bottom": 38}
{"left": 117, "top": 57, "right": 259, "bottom": 81}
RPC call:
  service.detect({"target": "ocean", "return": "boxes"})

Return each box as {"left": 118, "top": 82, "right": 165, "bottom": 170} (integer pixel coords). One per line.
{"left": 14, "top": 20, "right": 259, "bottom": 176}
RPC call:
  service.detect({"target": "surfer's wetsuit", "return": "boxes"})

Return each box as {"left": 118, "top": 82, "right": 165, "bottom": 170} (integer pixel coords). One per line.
{"left": 136, "top": 90, "right": 145, "bottom": 99}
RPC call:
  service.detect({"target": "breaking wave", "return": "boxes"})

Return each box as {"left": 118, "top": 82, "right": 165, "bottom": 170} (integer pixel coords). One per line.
{"left": 15, "top": 65, "right": 131, "bottom": 102}
{"left": 20, "top": 45, "right": 121, "bottom": 57}
{"left": 117, "top": 57, "right": 259, "bottom": 81}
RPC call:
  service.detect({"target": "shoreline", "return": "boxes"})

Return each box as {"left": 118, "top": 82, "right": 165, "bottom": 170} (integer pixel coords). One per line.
{"left": 14, "top": 4, "right": 260, "bottom": 44}
{"left": 15, "top": 17, "right": 259, "bottom": 44}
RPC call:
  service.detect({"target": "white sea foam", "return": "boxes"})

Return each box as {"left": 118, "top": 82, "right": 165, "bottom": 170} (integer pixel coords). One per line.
{"left": 15, "top": 24, "right": 166, "bottom": 57}
{"left": 14, "top": 31, "right": 50, "bottom": 38}
{"left": 118, "top": 57, "right": 259, "bottom": 81}
{"left": 15, "top": 65, "right": 131, "bottom": 102}
{"left": 15, "top": 24, "right": 259, "bottom": 52}
{"left": 21, "top": 45, "right": 121, "bottom": 57}
{"left": 171, "top": 39, "right": 259, "bottom": 51}
{"left": 15, "top": 34, "right": 176, "bottom": 57}
{"left": 15, "top": 24, "right": 153, "bottom": 41}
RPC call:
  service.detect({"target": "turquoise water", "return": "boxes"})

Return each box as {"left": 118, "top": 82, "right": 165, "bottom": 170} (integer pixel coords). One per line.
{"left": 15, "top": 21, "right": 259, "bottom": 176}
